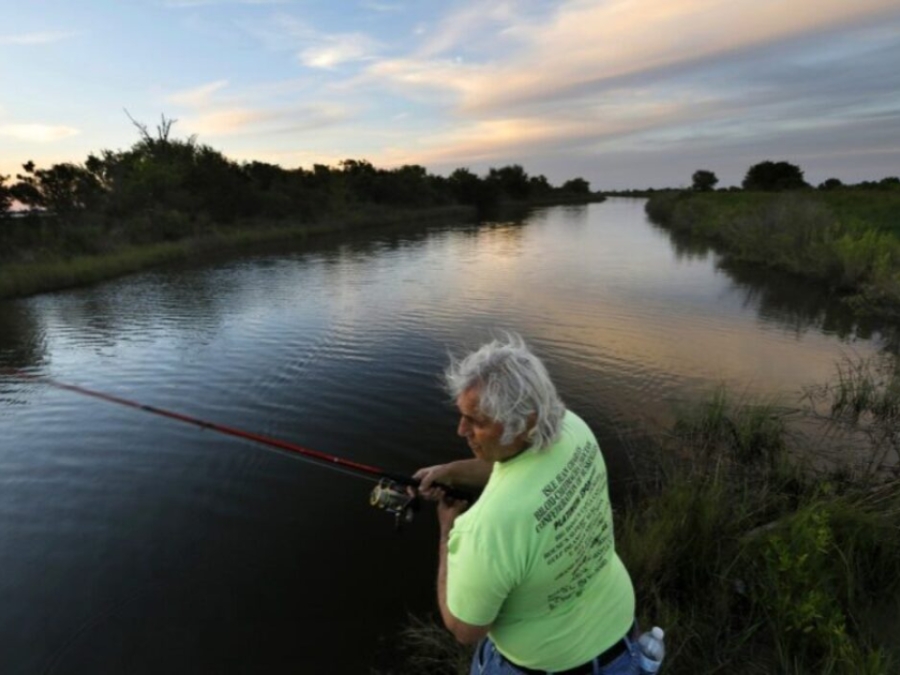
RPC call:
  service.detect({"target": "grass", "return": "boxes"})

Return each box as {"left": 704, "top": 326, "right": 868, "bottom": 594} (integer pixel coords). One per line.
{"left": 371, "top": 614, "right": 474, "bottom": 675}
{"left": 377, "top": 366, "right": 900, "bottom": 675}
{"left": 621, "top": 386, "right": 900, "bottom": 674}
{"left": 644, "top": 190, "right": 900, "bottom": 318}
{"left": 0, "top": 205, "right": 474, "bottom": 299}
{"left": 821, "top": 191, "right": 900, "bottom": 236}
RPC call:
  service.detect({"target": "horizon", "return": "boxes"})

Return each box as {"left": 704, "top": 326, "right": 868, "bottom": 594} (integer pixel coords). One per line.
{"left": 2, "top": 0, "right": 899, "bottom": 191}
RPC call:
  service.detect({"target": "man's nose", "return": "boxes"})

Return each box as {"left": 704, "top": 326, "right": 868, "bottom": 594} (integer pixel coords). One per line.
{"left": 457, "top": 418, "right": 469, "bottom": 437}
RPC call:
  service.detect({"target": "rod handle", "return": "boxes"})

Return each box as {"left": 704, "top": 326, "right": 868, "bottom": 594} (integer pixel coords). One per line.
{"left": 382, "top": 472, "right": 474, "bottom": 502}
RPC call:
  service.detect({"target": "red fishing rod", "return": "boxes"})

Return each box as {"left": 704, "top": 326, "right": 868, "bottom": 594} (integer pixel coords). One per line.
{"left": 6, "top": 370, "right": 470, "bottom": 527}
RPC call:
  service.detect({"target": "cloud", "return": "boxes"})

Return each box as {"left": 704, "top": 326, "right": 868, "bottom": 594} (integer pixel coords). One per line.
{"left": 364, "top": 0, "right": 900, "bottom": 114}
{"left": 166, "top": 73, "right": 350, "bottom": 138}
{"left": 179, "top": 104, "right": 349, "bottom": 137}
{"left": 298, "top": 32, "right": 381, "bottom": 68}
{"left": 413, "top": 2, "right": 522, "bottom": 59}
{"left": 336, "top": 0, "right": 900, "bottom": 187}
{"left": 375, "top": 98, "right": 693, "bottom": 169}
{"left": 167, "top": 80, "right": 230, "bottom": 107}
{"left": 0, "top": 124, "right": 80, "bottom": 143}
{"left": 0, "top": 31, "right": 76, "bottom": 45}
{"left": 247, "top": 14, "right": 382, "bottom": 68}
{"left": 183, "top": 108, "right": 272, "bottom": 135}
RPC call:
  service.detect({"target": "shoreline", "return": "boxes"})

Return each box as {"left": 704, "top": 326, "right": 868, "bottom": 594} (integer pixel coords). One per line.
{"left": 644, "top": 190, "right": 900, "bottom": 321}
{"left": 0, "top": 196, "right": 608, "bottom": 301}
{"left": 0, "top": 205, "right": 476, "bottom": 300}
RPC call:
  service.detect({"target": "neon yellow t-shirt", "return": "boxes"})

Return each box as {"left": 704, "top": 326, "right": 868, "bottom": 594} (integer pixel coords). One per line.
{"left": 446, "top": 411, "right": 635, "bottom": 671}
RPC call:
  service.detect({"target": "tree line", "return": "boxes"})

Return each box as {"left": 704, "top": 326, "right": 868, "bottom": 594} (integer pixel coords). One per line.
{"left": 690, "top": 161, "right": 900, "bottom": 193}
{"left": 0, "top": 116, "right": 594, "bottom": 256}
{"left": 607, "top": 161, "right": 899, "bottom": 196}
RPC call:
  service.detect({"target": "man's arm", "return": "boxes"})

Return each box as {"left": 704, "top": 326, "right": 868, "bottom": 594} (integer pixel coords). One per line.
{"left": 437, "top": 500, "right": 491, "bottom": 645}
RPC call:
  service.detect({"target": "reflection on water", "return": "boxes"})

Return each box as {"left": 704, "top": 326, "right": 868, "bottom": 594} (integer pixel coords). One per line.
{"left": 0, "top": 198, "right": 892, "bottom": 673}
{"left": 0, "top": 302, "right": 46, "bottom": 373}
{"left": 650, "top": 215, "right": 898, "bottom": 347}
{"left": 722, "top": 260, "right": 892, "bottom": 343}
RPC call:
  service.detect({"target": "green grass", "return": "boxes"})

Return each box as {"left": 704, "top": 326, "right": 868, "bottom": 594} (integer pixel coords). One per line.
{"left": 0, "top": 225, "right": 321, "bottom": 299}
{"left": 821, "top": 191, "right": 900, "bottom": 236}
{"left": 623, "top": 380, "right": 900, "bottom": 673}
{"left": 0, "top": 205, "right": 474, "bottom": 299}
{"left": 645, "top": 190, "right": 900, "bottom": 317}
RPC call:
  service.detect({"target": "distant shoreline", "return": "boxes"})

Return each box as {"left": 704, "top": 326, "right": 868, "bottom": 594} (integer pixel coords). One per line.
{"left": 0, "top": 205, "right": 473, "bottom": 300}
{"left": 0, "top": 195, "right": 607, "bottom": 300}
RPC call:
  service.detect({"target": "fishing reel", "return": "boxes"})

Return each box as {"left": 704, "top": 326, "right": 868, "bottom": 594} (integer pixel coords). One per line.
{"left": 370, "top": 479, "right": 420, "bottom": 529}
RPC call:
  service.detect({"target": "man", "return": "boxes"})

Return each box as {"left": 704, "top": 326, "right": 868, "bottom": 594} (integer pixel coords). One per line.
{"left": 415, "top": 334, "right": 638, "bottom": 675}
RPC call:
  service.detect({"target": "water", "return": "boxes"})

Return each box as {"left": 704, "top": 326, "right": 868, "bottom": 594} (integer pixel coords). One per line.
{"left": 0, "top": 199, "right": 889, "bottom": 673}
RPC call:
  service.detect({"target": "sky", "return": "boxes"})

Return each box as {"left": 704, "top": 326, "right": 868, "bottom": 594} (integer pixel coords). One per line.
{"left": 1, "top": 0, "right": 899, "bottom": 190}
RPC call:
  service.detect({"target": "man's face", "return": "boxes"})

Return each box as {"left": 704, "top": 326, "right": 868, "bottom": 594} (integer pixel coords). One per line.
{"left": 456, "top": 387, "right": 512, "bottom": 462}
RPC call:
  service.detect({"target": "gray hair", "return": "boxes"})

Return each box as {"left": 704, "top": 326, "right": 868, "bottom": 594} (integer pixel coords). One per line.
{"left": 444, "top": 333, "right": 565, "bottom": 450}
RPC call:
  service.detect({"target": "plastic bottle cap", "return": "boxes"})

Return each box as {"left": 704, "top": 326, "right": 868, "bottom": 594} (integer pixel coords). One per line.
{"left": 651, "top": 627, "right": 664, "bottom": 639}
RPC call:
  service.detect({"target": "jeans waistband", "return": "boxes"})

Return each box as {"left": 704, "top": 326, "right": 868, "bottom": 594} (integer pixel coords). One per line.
{"left": 509, "top": 621, "right": 636, "bottom": 675}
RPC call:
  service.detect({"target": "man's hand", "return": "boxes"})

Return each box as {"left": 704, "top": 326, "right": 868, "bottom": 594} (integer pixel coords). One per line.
{"left": 412, "top": 464, "right": 455, "bottom": 501}
{"left": 411, "top": 459, "right": 493, "bottom": 502}
{"left": 436, "top": 492, "right": 469, "bottom": 537}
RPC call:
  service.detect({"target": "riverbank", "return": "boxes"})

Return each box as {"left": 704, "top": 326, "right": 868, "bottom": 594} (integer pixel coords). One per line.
{"left": 644, "top": 190, "right": 900, "bottom": 318}
{"left": 376, "top": 360, "right": 900, "bottom": 674}
{"left": 0, "top": 192, "right": 609, "bottom": 300}
{"left": 0, "top": 205, "right": 476, "bottom": 299}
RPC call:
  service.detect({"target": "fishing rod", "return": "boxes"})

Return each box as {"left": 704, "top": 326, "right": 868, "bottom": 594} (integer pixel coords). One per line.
{"left": 5, "top": 370, "right": 471, "bottom": 528}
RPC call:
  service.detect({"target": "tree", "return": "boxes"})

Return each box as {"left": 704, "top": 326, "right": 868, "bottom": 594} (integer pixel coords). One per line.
{"left": 691, "top": 169, "right": 718, "bottom": 192}
{"left": 528, "top": 174, "right": 552, "bottom": 197}
{"left": 375, "top": 164, "right": 435, "bottom": 206}
{"left": 0, "top": 174, "right": 12, "bottom": 216}
{"left": 561, "top": 177, "right": 591, "bottom": 194}
{"left": 819, "top": 178, "right": 843, "bottom": 191}
{"left": 742, "top": 161, "right": 808, "bottom": 191}
{"left": 10, "top": 161, "right": 105, "bottom": 218}
{"left": 488, "top": 164, "right": 531, "bottom": 200}
{"left": 448, "top": 167, "right": 499, "bottom": 208}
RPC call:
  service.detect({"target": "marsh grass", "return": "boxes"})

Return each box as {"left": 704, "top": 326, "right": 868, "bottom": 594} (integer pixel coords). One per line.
{"left": 0, "top": 226, "right": 316, "bottom": 298}
{"left": 805, "top": 354, "right": 900, "bottom": 479}
{"left": 644, "top": 191, "right": 900, "bottom": 317}
{"left": 0, "top": 205, "right": 474, "bottom": 299}
{"left": 619, "top": 384, "right": 900, "bottom": 674}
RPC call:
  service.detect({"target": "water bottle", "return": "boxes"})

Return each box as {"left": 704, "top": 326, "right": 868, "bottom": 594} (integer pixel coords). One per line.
{"left": 637, "top": 626, "right": 665, "bottom": 674}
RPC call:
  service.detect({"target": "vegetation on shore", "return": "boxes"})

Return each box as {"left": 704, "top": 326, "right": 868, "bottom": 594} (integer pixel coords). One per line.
{"left": 0, "top": 206, "right": 472, "bottom": 298}
{"left": 644, "top": 187, "right": 900, "bottom": 318}
{"left": 376, "top": 356, "right": 900, "bottom": 675}
{"left": 0, "top": 115, "right": 601, "bottom": 299}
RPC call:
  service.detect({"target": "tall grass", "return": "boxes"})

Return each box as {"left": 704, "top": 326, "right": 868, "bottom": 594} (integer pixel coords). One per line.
{"left": 0, "top": 205, "right": 474, "bottom": 299}
{"left": 805, "top": 354, "right": 900, "bottom": 479}
{"left": 617, "top": 385, "right": 899, "bottom": 674}
{"left": 644, "top": 191, "right": 900, "bottom": 318}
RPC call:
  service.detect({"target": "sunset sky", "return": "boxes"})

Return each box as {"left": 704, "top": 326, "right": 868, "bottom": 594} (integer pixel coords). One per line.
{"left": 2, "top": 0, "right": 899, "bottom": 189}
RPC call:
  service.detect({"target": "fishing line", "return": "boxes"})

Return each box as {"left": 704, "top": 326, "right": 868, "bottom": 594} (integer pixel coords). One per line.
{"left": 4, "top": 370, "right": 471, "bottom": 524}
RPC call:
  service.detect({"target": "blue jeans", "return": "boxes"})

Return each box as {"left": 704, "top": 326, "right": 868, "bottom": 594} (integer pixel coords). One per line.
{"left": 469, "top": 636, "right": 640, "bottom": 675}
